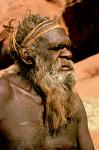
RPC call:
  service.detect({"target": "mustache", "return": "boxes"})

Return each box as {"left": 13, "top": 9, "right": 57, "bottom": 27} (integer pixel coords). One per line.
{"left": 53, "top": 59, "right": 74, "bottom": 71}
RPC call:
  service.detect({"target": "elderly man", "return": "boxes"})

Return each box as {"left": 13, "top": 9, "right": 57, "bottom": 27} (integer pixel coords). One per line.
{"left": 0, "top": 13, "right": 94, "bottom": 150}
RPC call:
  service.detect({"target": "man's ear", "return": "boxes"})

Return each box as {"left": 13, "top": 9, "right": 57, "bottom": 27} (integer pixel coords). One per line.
{"left": 19, "top": 48, "right": 32, "bottom": 65}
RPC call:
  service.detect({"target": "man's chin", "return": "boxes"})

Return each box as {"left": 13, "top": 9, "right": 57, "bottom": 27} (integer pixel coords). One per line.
{"left": 58, "top": 70, "right": 74, "bottom": 78}
{"left": 58, "top": 72, "right": 75, "bottom": 89}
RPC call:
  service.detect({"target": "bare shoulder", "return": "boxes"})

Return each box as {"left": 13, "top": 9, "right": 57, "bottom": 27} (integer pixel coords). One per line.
{"left": 0, "top": 77, "right": 13, "bottom": 113}
{"left": 0, "top": 77, "right": 13, "bottom": 120}
{"left": 72, "top": 92, "right": 87, "bottom": 121}
{"left": 0, "top": 77, "right": 12, "bottom": 99}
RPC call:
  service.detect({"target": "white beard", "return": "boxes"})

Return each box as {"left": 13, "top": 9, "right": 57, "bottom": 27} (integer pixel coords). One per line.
{"left": 34, "top": 56, "right": 76, "bottom": 131}
{"left": 35, "top": 56, "right": 75, "bottom": 92}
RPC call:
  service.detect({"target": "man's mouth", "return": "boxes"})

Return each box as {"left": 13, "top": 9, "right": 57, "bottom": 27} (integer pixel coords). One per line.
{"left": 59, "top": 65, "right": 73, "bottom": 71}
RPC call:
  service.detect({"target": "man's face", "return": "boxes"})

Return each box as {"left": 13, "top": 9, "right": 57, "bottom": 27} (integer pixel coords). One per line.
{"left": 28, "top": 27, "right": 75, "bottom": 130}
{"left": 33, "top": 27, "right": 75, "bottom": 90}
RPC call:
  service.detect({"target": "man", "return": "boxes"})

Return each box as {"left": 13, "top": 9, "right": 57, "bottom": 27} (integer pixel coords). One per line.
{"left": 0, "top": 13, "right": 94, "bottom": 150}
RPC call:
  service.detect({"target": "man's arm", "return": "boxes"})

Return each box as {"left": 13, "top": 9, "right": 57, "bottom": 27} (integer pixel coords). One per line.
{"left": 76, "top": 94, "right": 95, "bottom": 150}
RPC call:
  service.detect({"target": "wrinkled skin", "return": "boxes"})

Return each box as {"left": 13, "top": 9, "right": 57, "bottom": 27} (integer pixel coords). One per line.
{"left": 0, "top": 28, "right": 94, "bottom": 150}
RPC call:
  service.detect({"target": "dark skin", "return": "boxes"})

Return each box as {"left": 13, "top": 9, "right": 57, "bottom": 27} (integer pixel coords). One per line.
{"left": 0, "top": 28, "right": 94, "bottom": 150}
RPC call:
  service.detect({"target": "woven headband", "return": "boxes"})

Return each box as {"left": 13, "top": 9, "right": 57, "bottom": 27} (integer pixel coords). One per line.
{"left": 21, "top": 20, "right": 63, "bottom": 46}
{"left": 11, "top": 20, "right": 63, "bottom": 51}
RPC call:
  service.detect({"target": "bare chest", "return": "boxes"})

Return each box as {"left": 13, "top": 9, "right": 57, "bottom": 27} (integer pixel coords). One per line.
{"left": 0, "top": 92, "right": 78, "bottom": 150}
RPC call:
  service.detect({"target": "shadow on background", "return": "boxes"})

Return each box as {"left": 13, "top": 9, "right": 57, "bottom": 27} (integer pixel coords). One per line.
{"left": 63, "top": 0, "right": 99, "bottom": 62}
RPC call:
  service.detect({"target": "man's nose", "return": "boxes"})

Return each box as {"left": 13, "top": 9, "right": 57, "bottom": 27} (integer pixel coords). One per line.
{"left": 59, "top": 48, "right": 72, "bottom": 60}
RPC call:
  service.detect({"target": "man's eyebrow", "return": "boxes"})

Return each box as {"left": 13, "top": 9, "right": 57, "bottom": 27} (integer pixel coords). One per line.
{"left": 48, "top": 42, "right": 66, "bottom": 50}
{"left": 48, "top": 41, "right": 73, "bottom": 50}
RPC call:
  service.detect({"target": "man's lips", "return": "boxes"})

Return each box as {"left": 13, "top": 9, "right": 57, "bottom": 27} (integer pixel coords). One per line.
{"left": 59, "top": 65, "right": 73, "bottom": 71}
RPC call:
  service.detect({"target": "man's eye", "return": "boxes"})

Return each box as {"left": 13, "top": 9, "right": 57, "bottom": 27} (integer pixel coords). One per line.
{"left": 48, "top": 45, "right": 65, "bottom": 51}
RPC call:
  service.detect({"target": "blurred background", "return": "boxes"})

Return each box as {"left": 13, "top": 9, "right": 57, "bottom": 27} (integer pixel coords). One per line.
{"left": 0, "top": 0, "right": 99, "bottom": 149}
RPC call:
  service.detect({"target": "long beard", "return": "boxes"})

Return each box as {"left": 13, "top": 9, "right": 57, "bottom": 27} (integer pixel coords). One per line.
{"left": 34, "top": 56, "right": 76, "bottom": 133}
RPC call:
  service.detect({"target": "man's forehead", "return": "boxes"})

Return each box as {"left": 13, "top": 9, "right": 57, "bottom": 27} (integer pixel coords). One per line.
{"left": 41, "top": 28, "right": 67, "bottom": 45}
